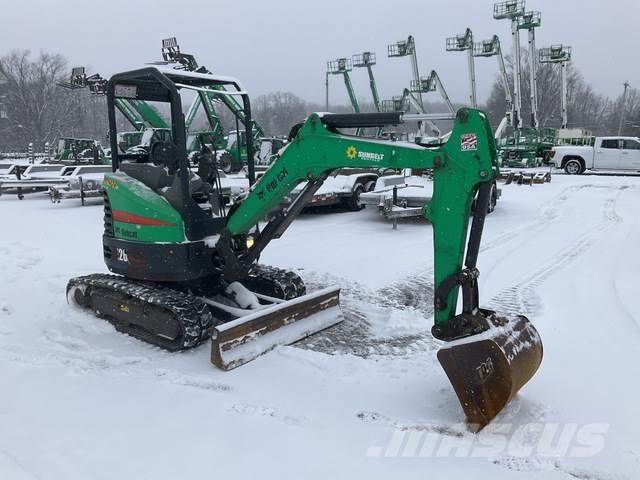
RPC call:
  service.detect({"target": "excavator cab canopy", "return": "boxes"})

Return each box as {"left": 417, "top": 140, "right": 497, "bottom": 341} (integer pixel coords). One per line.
{"left": 107, "top": 66, "right": 255, "bottom": 180}
{"left": 106, "top": 66, "right": 256, "bottom": 240}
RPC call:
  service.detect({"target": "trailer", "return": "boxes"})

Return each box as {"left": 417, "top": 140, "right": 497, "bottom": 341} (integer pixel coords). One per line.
{"left": 0, "top": 163, "right": 18, "bottom": 179}
{"left": 48, "top": 165, "right": 113, "bottom": 205}
{"left": 360, "top": 174, "right": 500, "bottom": 229}
{"left": 0, "top": 164, "right": 111, "bottom": 200}
{"left": 289, "top": 169, "right": 380, "bottom": 210}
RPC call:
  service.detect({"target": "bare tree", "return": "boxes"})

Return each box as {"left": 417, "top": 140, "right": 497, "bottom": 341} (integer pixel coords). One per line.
{"left": 607, "top": 86, "right": 640, "bottom": 136}
{"left": 0, "top": 50, "right": 84, "bottom": 150}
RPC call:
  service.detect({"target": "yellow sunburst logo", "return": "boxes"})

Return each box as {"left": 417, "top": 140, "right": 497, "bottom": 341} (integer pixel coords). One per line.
{"left": 346, "top": 145, "right": 357, "bottom": 159}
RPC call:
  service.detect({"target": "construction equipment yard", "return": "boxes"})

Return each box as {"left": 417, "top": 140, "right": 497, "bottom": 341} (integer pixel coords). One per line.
{"left": 0, "top": 171, "right": 639, "bottom": 479}
{"left": 1, "top": 0, "right": 639, "bottom": 477}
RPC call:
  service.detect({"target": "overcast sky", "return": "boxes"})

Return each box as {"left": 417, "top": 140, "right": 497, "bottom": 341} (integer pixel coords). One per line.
{"left": 2, "top": 0, "right": 638, "bottom": 107}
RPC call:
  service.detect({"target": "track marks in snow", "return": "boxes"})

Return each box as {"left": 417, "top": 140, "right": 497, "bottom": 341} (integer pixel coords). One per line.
{"left": 493, "top": 457, "right": 624, "bottom": 480}
{"left": 0, "top": 326, "right": 151, "bottom": 373}
{"left": 480, "top": 183, "right": 582, "bottom": 255}
{"left": 0, "top": 242, "right": 43, "bottom": 273}
{"left": 298, "top": 270, "right": 437, "bottom": 358}
{"left": 296, "top": 184, "right": 593, "bottom": 358}
{"left": 154, "top": 369, "right": 232, "bottom": 392}
{"left": 356, "top": 410, "right": 466, "bottom": 438}
{"left": 0, "top": 451, "right": 39, "bottom": 480}
{"left": 488, "top": 186, "right": 626, "bottom": 318}
{"left": 228, "top": 403, "right": 307, "bottom": 426}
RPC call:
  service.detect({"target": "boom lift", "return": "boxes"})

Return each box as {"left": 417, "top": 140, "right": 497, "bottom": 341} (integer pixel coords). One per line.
{"left": 326, "top": 57, "right": 362, "bottom": 136}
{"left": 160, "top": 38, "right": 226, "bottom": 148}
{"left": 473, "top": 35, "right": 514, "bottom": 138}
{"left": 61, "top": 67, "right": 168, "bottom": 131}
{"left": 388, "top": 36, "right": 429, "bottom": 139}
{"left": 381, "top": 79, "right": 454, "bottom": 141}
{"left": 493, "top": 1, "right": 556, "bottom": 167}
{"left": 67, "top": 67, "right": 542, "bottom": 431}
{"left": 381, "top": 71, "right": 455, "bottom": 139}
{"left": 352, "top": 52, "right": 384, "bottom": 136}
{"left": 446, "top": 28, "right": 477, "bottom": 108}
{"left": 161, "top": 37, "right": 282, "bottom": 173}
{"left": 538, "top": 44, "right": 572, "bottom": 129}
{"left": 493, "top": 0, "right": 525, "bottom": 129}
{"left": 518, "top": 11, "right": 542, "bottom": 128}
{"left": 410, "top": 71, "right": 456, "bottom": 118}
{"left": 61, "top": 67, "right": 171, "bottom": 155}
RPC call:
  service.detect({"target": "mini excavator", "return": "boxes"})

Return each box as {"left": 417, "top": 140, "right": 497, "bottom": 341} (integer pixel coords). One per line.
{"left": 67, "top": 66, "right": 542, "bottom": 431}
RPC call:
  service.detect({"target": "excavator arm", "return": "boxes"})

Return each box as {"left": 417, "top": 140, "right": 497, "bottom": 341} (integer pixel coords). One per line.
{"left": 222, "top": 108, "right": 497, "bottom": 328}
{"left": 217, "top": 109, "right": 542, "bottom": 432}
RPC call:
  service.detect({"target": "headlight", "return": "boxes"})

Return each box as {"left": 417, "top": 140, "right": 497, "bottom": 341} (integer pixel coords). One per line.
{"left": 246, "top": 236, "right": 255, "bottom": 249}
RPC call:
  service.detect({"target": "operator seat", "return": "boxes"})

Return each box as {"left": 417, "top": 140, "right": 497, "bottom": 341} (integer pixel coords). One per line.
{"left": 119, "top": 162, "right": 174, "bottom": 190}
{"left": 118, "top": 142, "right": 221, "bottom": 240}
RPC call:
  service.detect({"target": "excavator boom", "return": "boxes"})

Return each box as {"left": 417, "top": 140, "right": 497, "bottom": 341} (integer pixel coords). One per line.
{"left": 216, "top": 108, "right": 542, "bottom": 431}
{"left": 222, "top": 109, "right": 492, "bottom": 326}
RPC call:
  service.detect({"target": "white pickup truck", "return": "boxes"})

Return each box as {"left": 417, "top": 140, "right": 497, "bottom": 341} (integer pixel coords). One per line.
{"left": 550, "top": 137, "right": 640, "bottom": 174}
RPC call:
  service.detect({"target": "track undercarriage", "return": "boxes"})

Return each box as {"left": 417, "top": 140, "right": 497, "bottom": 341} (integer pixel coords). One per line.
{"left": 67, "top": 264, "right": 311, "bottom": 351}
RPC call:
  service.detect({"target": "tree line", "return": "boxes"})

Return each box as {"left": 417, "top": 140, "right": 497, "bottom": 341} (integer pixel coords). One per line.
{"left": 0, "top": 49, "right": 637, "bottom": 152}
{"left": 484, "top": 49, "right": 639, "bottom": 135}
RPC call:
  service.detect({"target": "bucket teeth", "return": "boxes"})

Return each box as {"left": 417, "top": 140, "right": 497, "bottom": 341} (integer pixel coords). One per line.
{"left": 437, "top": 310, "right": 543, "bottom": 432}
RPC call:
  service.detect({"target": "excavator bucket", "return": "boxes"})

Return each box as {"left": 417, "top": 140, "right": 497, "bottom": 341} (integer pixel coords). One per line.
{"left": 437, "top": 311, "right": 543, "bottom": 432}
{"left": 211, "top": 287, "right": 341, "bottom": 370}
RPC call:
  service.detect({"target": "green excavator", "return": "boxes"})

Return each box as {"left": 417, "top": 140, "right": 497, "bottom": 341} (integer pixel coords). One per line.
{"left": 67, "top": 66, "right": 542, "bottom": 431}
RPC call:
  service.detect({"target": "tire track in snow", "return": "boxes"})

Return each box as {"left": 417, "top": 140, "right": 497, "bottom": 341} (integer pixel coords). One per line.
{"left": 487, "top": 186, "right": 627, "bottom": 317}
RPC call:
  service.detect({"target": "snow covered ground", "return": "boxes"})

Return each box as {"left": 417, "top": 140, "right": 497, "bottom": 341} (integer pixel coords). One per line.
{"left": 1, "top": 173, "right": 639, "bottom": 479}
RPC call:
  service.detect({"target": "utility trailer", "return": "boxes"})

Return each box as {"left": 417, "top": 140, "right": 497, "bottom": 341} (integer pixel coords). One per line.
{"left": 288, "top": 168, "right": 380, "bottom": 210}
{"left": 48, "top": 165, "right": 114, "bottom": 205}
{"left": 360, "top": 174, "right": 500, "bottom": 229}
{"left": 0, "top": 164, "right": 68, "bottom": 199}
{"left": 0, "top": 164, "right": 111, "bottom": 200}
{"left": 0, "top": 163, "right": 18, "bottom": 179}
{"left": 497, "top": 168, "right": 551, "bottom": 185}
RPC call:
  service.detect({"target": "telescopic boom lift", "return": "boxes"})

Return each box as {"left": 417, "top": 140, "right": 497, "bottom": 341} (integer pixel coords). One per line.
{"left": 493, "top": 0, "right": 525, "bottom": 129}
{"left": 60, "top": 67, "right": 169, "bottom": 131}
{"left": 446, "top": 28, "right": 477, "bottom": 108}
{"left": 352, "top": 52, "right": 384, "bottom": 136}
{"left": 538, "top": 44, "right": 572, "bottom": 129}
{"left": 326, "top": 57, "right": 362, "bottom": 135}
{"left": 473, "top": 36, "right": 514, "bottom": 137}
{"left": 388, "top": 36, "right": 430, "bottom": 138}
{"left": 518, "top": 11, "right": 542, "bottom": 128}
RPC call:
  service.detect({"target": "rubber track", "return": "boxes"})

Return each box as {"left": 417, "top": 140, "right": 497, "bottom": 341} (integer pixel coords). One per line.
{"left": 247, "top": 264, "right": 306, "bottom": 299}
{"left": 67, "top": 273, "right": 214, "bottom": 350}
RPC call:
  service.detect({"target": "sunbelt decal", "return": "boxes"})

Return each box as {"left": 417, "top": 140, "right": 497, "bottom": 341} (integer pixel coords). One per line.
{"left": 345, "top": 145, "right": 384, "bottom": 162}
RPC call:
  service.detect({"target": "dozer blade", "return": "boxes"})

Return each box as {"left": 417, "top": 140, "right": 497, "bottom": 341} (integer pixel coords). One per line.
{"left": 211, "top": 287, "right": 341, "bottom": 371}
{"left": 437, "top": 311, "right": 543, "bottom": 432}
